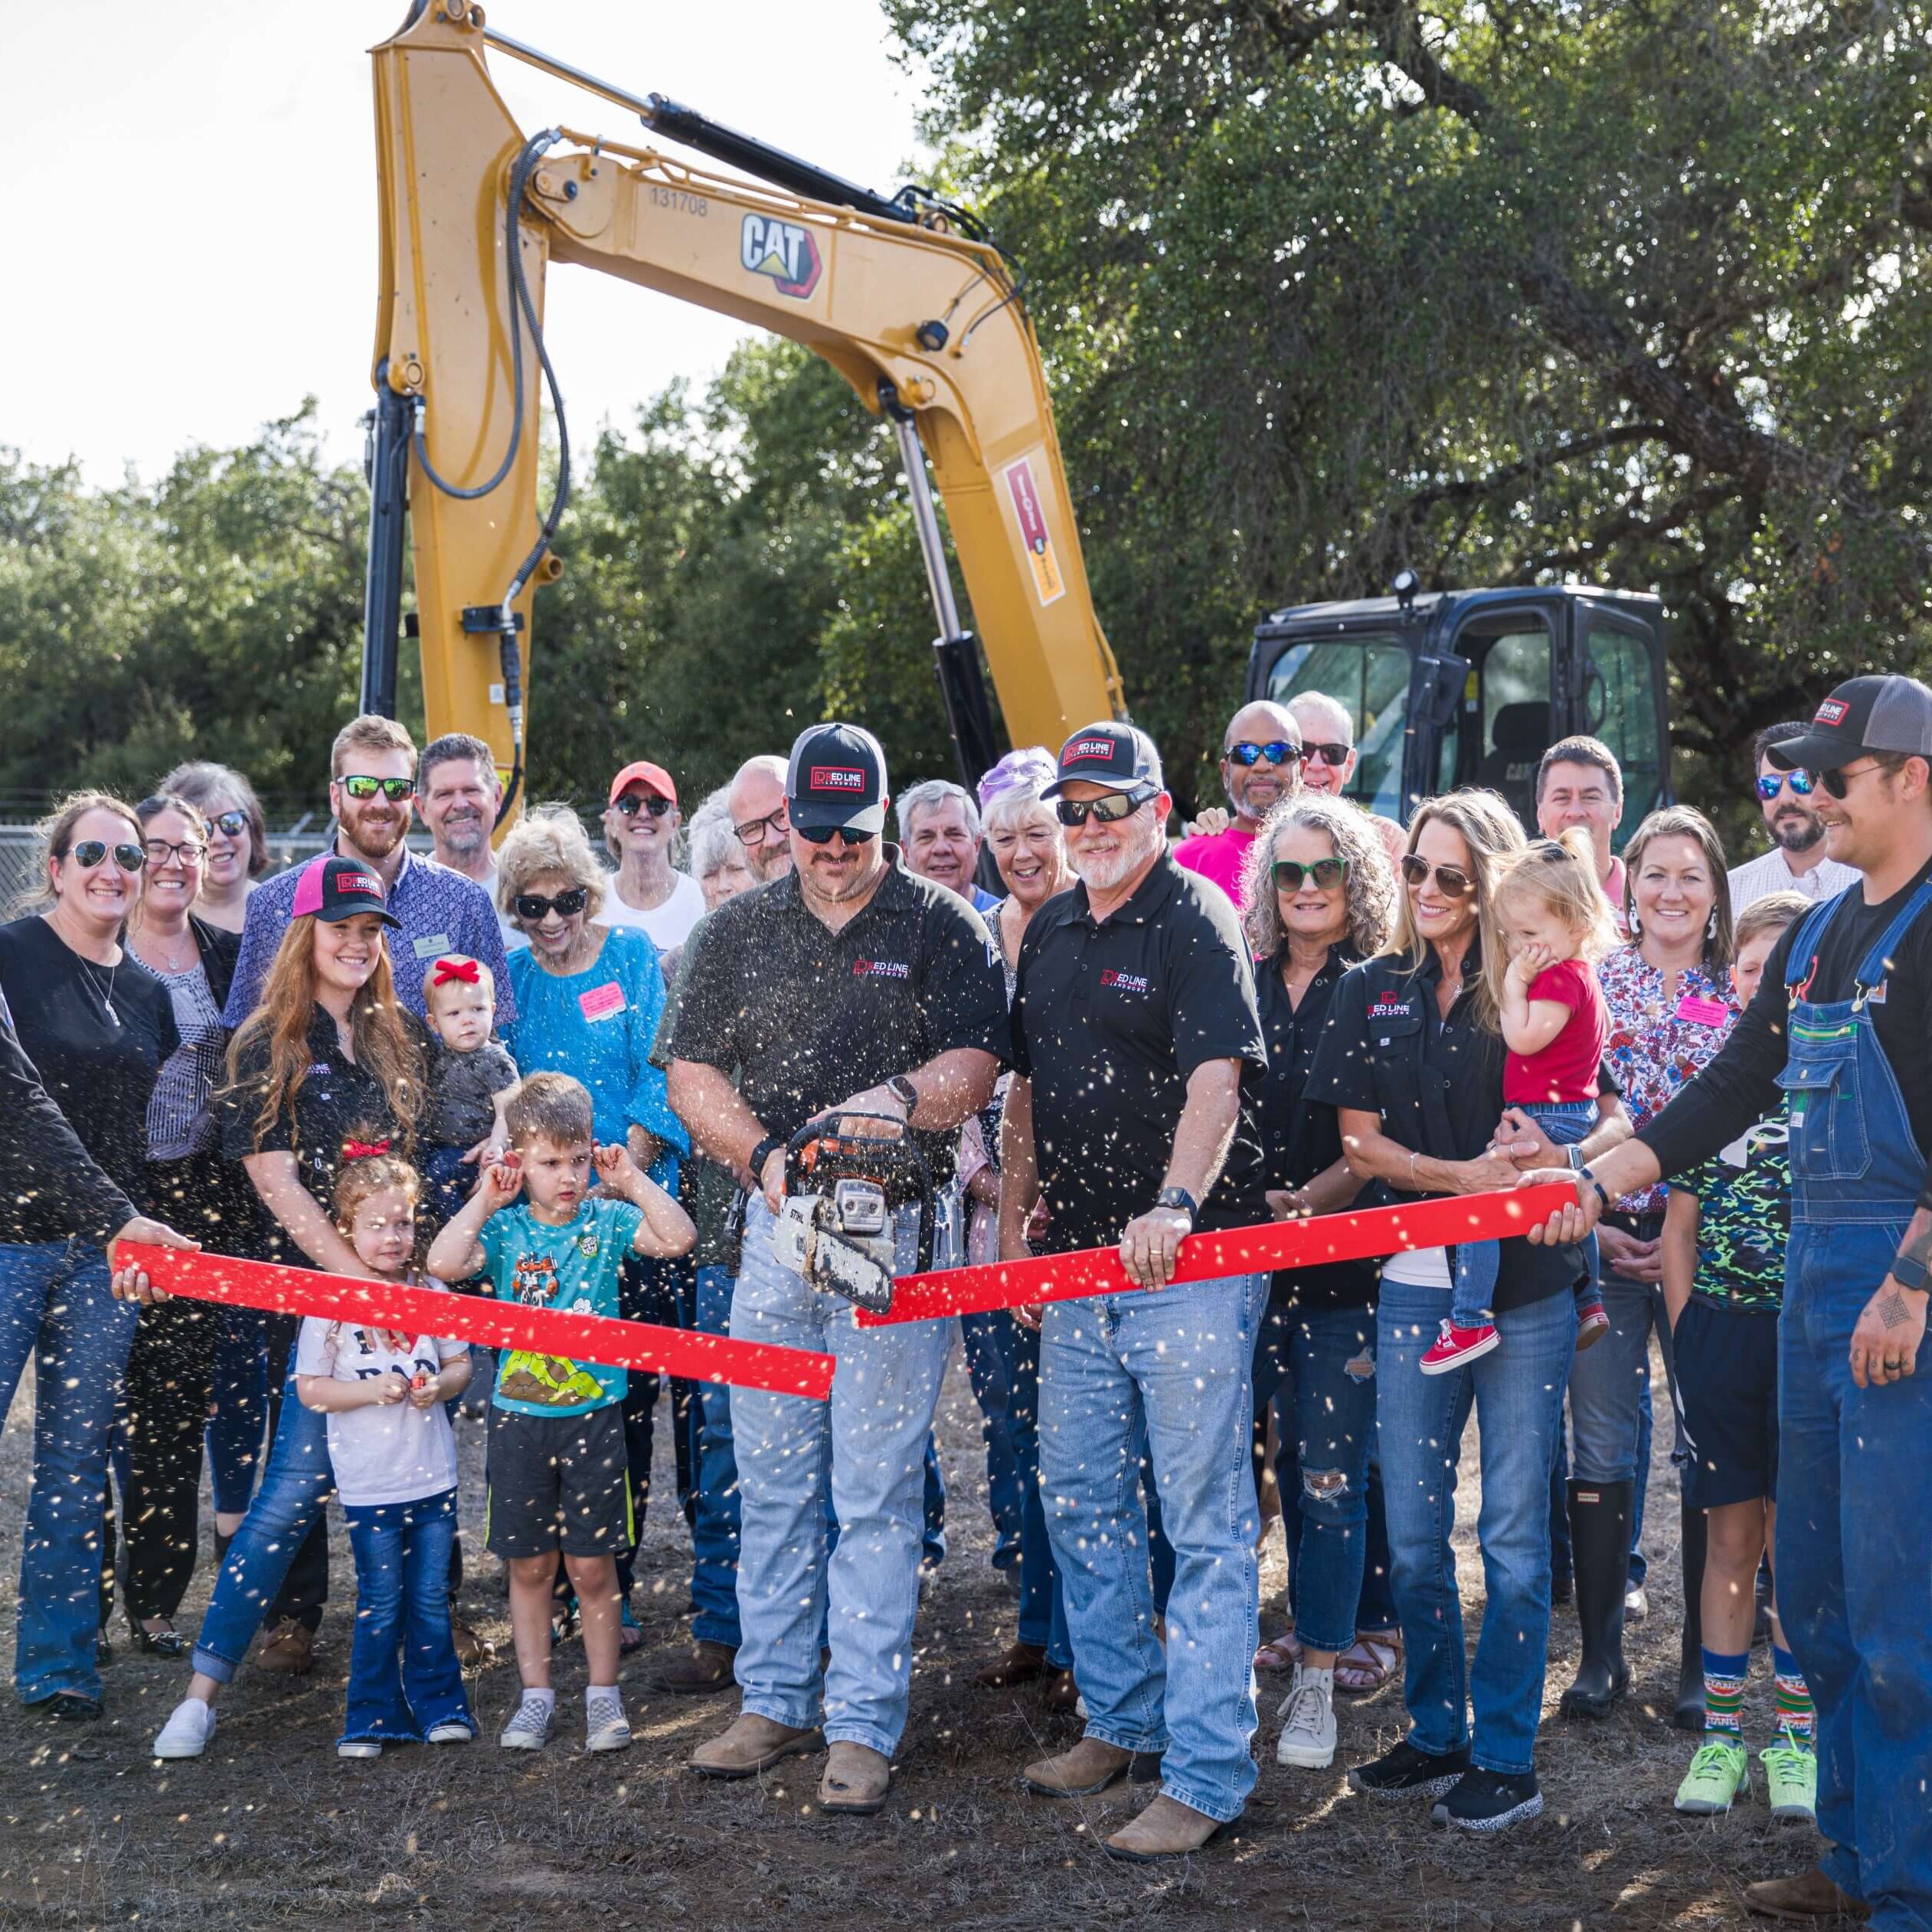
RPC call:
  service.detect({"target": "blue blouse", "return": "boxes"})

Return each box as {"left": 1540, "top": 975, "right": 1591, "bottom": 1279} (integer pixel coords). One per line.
{"left": 503, "top": 926, "right": 688, "bottom": 1183}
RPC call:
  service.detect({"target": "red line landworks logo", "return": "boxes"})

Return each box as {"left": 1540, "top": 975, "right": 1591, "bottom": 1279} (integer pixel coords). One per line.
{"left": 1814, "top": 698, "right": 1850, "bottom": 727}
{"left": 340, "top": 871, "right": 382, "bottom": 899}
{"left": 1369, "top": 998, "right": 1411, "bottom": 1018}
{"left": 809, "top": 766, "right": 867, "bottom": 793}
{"left": 852, "top": 959, "right": 910, "bottom": 979}
{"left": 1100, "top": 968, "right": 1150, "bottom": 994}
{"left": 1071, "top": 738, "right": 1116, "bottom": 761}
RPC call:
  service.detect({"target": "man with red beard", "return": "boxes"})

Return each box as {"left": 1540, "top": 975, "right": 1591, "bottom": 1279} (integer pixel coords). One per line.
{"left": 224, "top": 714, "right": 513, "bottom": 1028}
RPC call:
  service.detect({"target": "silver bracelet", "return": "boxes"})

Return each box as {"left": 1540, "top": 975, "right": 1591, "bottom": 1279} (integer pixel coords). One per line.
{"left": 1408, "top": 1149, "right": 1420, "bottom": 1190}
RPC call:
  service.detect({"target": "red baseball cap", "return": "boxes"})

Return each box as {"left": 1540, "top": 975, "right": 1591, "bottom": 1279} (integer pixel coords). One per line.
{"left": 608, "top": 761, "right": 677, "bottom": 808}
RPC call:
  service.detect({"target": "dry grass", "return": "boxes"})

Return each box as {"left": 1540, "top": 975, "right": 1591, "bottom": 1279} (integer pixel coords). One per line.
{"left": 0, "top": 1343, "right": 1811, "bottom": 1930}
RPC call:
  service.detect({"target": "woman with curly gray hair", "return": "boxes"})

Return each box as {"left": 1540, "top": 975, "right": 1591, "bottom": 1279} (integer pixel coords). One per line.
{"left": 1237, "top": 793, "right": 1404, "bottom": 1769}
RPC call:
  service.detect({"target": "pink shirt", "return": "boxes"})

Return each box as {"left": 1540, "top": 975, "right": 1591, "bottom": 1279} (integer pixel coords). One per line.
{"left": 1172, "top": 825, "right": 1257, "bottom": 908}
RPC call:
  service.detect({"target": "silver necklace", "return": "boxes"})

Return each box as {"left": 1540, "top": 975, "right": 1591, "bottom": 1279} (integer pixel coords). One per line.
{"left": 78, "top": 954, "right": 121, "bottom": 1027}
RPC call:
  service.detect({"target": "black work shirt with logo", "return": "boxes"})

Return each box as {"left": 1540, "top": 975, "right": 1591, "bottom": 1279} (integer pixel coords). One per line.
{"left": 1306, "top": 943, "right": 1583, "bottom": 1313}
{"left": 1010, "top": 855, "right": 1267, "bottom": 1255}
{"left": 658, "top": 849, "right": 1011, "bottom": 1187}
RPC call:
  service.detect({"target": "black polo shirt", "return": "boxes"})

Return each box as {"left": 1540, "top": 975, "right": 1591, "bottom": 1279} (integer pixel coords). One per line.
{"left": 658, "top": 848, "right": 1011, "bottom": 1186}
{"left": 217, "top": 1004, "right": 430, "bottom": 1254}
{"left": 1306, "top": 940, "right": 1577, "bottom": 1312}
{"left": 1010, "top": 854, "right": 1266, "bottom": 1255}
{"left": 1257, "top": 945, "right": 1375, "bottom": 1312}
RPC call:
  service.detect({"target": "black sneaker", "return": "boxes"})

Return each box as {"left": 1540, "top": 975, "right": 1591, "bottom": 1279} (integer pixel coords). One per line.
{"left": 1347, "top": 1739, "right": 1470, "bottom": 1800}
{"left": 1431, "top": 1767, "right": 1543, "bottom": 1833}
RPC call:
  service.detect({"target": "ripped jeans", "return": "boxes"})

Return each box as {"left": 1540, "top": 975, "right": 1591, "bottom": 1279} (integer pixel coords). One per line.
{"left": 1251, "top": 1299, "right": 1378, "bottom": 1656}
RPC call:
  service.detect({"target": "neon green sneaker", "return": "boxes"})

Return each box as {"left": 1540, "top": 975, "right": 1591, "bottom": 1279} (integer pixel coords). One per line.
{"left": 1760, "top": 1733, "right": 1817, "bottom": 1825}
{"left": 1675, "top": 1737, "right": 1750, "bottom": 1814}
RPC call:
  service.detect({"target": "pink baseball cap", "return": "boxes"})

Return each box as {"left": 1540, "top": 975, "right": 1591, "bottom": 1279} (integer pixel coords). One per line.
{"left": 290, "top": 855, "right": 400, "bottom": 927}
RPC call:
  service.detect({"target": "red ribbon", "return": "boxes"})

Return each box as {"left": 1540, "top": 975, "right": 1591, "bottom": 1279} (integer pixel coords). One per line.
{"left": 341, "top": 1138, "right": 392, "bottom": 1161}
{"left": 432, "top": 957, "right": 481, "bottom": 986}
{"left": 853, "top": 1182, "right": 1579, "bottom": 1326}
{"left": 112, "top": 1243, "right": 835, "bottom": 1401}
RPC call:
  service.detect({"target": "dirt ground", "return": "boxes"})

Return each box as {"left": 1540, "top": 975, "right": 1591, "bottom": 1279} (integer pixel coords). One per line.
{"left": 0, "top": 1340, "right": 1818, "bottom": 1930}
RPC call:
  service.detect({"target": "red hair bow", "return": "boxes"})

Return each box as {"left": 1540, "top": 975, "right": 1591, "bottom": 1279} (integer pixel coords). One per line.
{"left": 342, "top": 1138, "right": 391, "bottom": 1162}
{"left": 432, "top": 957, "right": 481, "bottom": 986}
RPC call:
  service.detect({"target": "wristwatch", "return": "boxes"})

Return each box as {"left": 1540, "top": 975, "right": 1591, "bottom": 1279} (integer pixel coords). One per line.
{"left": 1889, "top": 1251, "right": 1932, "bottom": 1294}
{"left": 749, "top": 1135, "right": 783, "bottom": 1182}
{"left": 1153, "top": 1185, "right": 1198, "bottom": 1227}
{"left": 886, "top": 1074, "right": 920, "bottom": 1113}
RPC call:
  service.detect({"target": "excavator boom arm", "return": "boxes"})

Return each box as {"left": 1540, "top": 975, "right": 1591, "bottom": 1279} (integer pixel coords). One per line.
{"left": 368, "top": 3, "right": 1123, "bottom": 797}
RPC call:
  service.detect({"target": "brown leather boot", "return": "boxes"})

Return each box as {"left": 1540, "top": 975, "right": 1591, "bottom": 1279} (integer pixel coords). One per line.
{"left": 1744, "top": 1869, "right": 1871, "bottom": 1921}
{"left": 818, "top": 1741, "right": 891, "bottom": 1815}
{"left": 689, "top": 1711, "right": 825, "bottom": 1780}
{"left": 1103, "top": 1793, "right": 1234, "bottom": 1862}
{"left": 1042, "top": 1667, "right": 1079, "bottom": 1713}
{"left": 653, "top": 1640, "right": 737, "bottom": 1695}
{"left": 254, "top": 1617, "right": 314, "bottom": 1675}
{"left": 1022, "top": 1736, "right": 1159, "bottom": 1797}
{"left": 976, "top": 1641, "right": 1047, "bottom": 1688}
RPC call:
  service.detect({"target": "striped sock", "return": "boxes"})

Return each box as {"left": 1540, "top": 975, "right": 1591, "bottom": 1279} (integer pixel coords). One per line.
{"left": 1702, "top": 1647, "right": 1750, "bottom": 1744}
{"left": 1773, "top": 1644, "right": 1815, "bottom": 1749}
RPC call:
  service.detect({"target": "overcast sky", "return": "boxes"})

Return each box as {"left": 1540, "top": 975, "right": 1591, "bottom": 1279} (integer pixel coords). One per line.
{"left": 5, "top": 0, "right": 923, "bottom": 485}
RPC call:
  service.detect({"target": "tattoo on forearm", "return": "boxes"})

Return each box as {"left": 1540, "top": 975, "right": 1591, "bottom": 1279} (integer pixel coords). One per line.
{"left": 1878, "top": 1288, "right": 1914, "bottom": 1331}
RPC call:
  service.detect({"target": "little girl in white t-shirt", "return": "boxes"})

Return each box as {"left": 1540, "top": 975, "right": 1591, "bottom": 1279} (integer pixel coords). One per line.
{"left": 294, "top": 1147, "right": 474, "bottom": 1758}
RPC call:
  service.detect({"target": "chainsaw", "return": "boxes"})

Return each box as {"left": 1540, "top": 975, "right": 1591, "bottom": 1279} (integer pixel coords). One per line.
{"left": 770, "top": 1113, "right": 936, "bottom": 1316}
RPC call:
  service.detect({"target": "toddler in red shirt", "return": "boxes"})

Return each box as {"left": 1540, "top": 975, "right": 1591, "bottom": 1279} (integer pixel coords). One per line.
{"left": 1423, "top": 831, "right": 1617, "bottom": 1374}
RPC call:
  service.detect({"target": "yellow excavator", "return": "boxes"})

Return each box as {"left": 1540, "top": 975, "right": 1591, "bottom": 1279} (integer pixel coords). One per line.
{"left": 364, "top": 5, "right": 1675, "bottom": 836}
{"left": 363, "top": 0, "right": 1124, "bottom": 825}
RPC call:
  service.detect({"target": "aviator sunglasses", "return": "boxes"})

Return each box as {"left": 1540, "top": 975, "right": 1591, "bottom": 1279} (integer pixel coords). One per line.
{"left": 1809, "top": 762, "right": 1883, "bottom": 800}
{"left": 1054, "top": 786, "right": 1156, "bottom": 828}
{"left": 1224, "top": 740, "right": 1303, "bottom": 768}
{"left": 1399, "top": 853, "right": 1478, "bottom": 899}
{"left": 69, "top": 840, "right": 146, "bottom": 874}
{"left": 1756, "top": 770, "right": 1816, "bottom": 801}
{"left": 514, "top": 887, "right": 590, "bottom": 922}
{"left": 1273, "top": 857, "right": 1348, "bottom": 892}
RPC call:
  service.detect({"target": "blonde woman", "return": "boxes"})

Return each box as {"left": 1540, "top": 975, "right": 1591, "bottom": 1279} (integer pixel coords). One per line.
{"left": 1306, "top": 788, "right": 1626, "bottom": 1834}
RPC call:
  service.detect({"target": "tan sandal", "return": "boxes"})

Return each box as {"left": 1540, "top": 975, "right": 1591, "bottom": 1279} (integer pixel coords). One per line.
{"left": 1254, "top": 1630, "right": 1303, "bottom": 1673}
{"left": 1333, "top": 1630, "right": 1401, "bottom": 1695}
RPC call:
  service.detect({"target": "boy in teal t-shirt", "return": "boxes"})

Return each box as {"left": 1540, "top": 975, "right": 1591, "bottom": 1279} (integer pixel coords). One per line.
{"left": 428, "top": 1072, "right": 694, "bottom": 1757}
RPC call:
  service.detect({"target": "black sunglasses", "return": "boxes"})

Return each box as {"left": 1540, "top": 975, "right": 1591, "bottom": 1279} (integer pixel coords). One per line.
{"left": 339, "top": 774, "right": 416, "bottom": 802}
{"left": 1273, "top": 857, "right": 1348, "bottom": 891}
{"left": 795, "top": 823, "right": 877, "bottom": 846}
{"left": 1301, "top": 742, "right": 1352, "bottom": 767}
{"left": 210, "top": 809, "right": 250, "bottom": 838}
{"left": 1400, "top": 853, "right": 1477, "bottom": 899}
{"left": 70, "top": 840, "right": 146, "bottom": 874}
{"left": 613, "top": 793, "right": 674, "bottom": 819}
{"left": 1810, "top": 762, "right": 1881, "bottom": 800}
{"left": 1054, "top": 786, "right": 1156, "bottom": 828}
{"left": 1224, "top": 740, "right": 1303, "bottom": 768}
{"left": 1756, "top": 770, "right": 1816, "bottom": 801}
{"left": 514, "top": 887, "right": 590, "bottom": 922}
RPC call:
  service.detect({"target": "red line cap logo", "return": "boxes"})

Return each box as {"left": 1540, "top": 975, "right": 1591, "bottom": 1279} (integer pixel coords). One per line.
{"left": 1814, "top": 698, "right": 1850, "bottom": 726}
{"left": 809, "top": 766, "right": 867, "bottom": 793}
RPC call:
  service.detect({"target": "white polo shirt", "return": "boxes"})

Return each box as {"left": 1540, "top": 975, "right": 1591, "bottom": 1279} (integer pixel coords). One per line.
{"left": 1727, "top": 845, "right": 1861, "bottom": 911}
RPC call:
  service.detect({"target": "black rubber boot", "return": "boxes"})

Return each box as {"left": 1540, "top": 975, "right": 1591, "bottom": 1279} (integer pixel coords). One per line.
{"left": 1672, "top": 1497, "right": 1707, "bottom": 1732}
{"left": 1752, "top": 1554, "right": 1774, "bottom": 1651}
{"left": 1559, "top": 1478, "right": 1633, "bottom": 1721}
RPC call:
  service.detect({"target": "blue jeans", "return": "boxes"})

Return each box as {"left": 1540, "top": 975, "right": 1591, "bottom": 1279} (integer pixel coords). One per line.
{"left": 687, "top": 1263, "right": 743, "bottom": 1648}
{"left": 191, "top": 1368, "right": 334, "bottom": 1682}
{"left": 1378, "top": 1278, "right": 1574, "bottom": 1776}
{"left": 1781, "top": 1218, "right": 1932, "bottom": 1926}
{"left": 206, "top": 1305, "right": 270, "bottom": 1518}
{"left": 728, "top": 1197, "right": 953, "bottom": 1757}
{"left": 423, "top": 1145, "right": 473, "bottom": 1233}
{"left": 341, "top": 1489, "right": 471, "bottom": 1745}
{"left": 1252, "top": 1303, "right": 1378, "bottom": 1654}
{"left": 1039, "top": 1273, "right": 1263, "bottom": 1825}
{"left": 0, "top": 1241, "right": 139, "bottom": 1703}
{"left": 959, "top": 1311, "right": 1025, "bottom": 1569}
{"left": 1004, "top": 1316, "right": 1071, "bottom": 1667}
{"left": 1451, "top": 1101, "right": 1597, "bottom": 1327}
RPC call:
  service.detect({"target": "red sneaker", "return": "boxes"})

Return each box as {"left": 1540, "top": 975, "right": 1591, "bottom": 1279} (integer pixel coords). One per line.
{"left": 1574, "top": 1297, "right": 1610, "bottom": 1352}
{"left": 1420, "top": 1319, "right": 1500, "bottom": 1375}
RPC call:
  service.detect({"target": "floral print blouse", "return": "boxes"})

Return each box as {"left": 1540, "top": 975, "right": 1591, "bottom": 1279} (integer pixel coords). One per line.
{"left": 1597, "top": 943, "right": 1737, "bottom": 1216}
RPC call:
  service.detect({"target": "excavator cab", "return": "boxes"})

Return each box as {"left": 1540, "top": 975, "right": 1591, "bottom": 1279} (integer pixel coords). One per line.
{"left": 1246, "top": 585, "right": 1672, "bottom": 840}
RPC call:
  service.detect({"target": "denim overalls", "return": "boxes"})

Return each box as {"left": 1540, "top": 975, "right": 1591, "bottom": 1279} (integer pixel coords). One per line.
{"left": 1775, "top": 879, "right": 1932, "bottom": 1928}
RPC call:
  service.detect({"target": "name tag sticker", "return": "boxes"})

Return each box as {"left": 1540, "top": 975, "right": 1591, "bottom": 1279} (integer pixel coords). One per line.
{"left": 579, "top": 982, "right": 626, "bottom": 1022}
{"left": 1675, "top": 994, "right": 1729, "bottom": 1026}
{"left": 412, "top": 932, "right": 453, "bottom": 959}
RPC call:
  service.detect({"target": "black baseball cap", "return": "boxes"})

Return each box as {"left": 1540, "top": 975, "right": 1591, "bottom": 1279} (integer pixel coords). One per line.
{"left": 1766, "top": 675, "right": 1932, "bottom": 774}
{"left": 786, "top": 722, "right": 889, "bottom": 833}
{"left": 290, "top": 854, "right": 401, "bottom": 927}
{"left": 1041, "top": 721, "right": 1164, "bottom": 798}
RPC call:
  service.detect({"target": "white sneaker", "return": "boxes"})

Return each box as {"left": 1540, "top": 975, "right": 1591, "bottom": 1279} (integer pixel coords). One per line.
{"left": 426, "top": 1721, "right": 473, "bottom": 1745}
{"left": 1275, "top": 1665, "right": 1338, "bottom": 1769}
{"left": 337, "top": 1740, "right": 382, "bottom": 1759}
{"left": 584, "top": 1692, "right": 631, "bottom": 1753}
{"left": 499, "top": 1694, "right": 554, "bottom": 1751}
{"left": 153, "top": 1698, "right": 217, "bottom": 1760}
{"left": 1624, "top": 1585, "right": 1649, "bottom": 1621}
